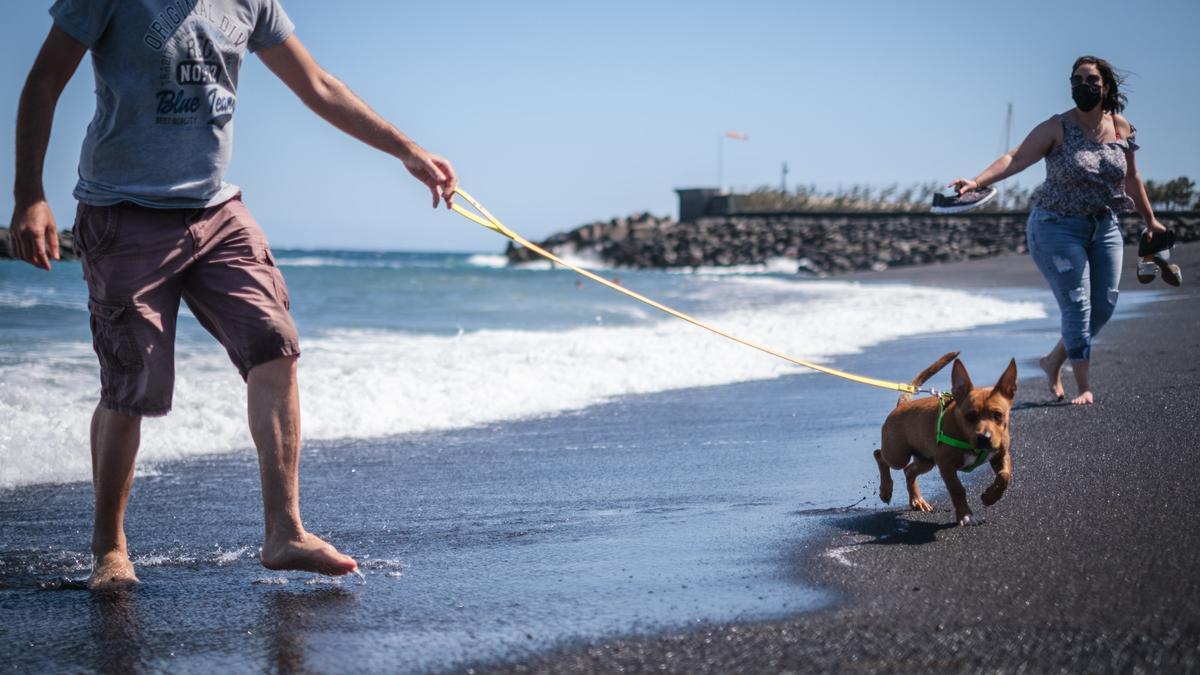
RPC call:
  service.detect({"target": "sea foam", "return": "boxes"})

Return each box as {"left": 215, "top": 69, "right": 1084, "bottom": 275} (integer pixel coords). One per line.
{"left": 0, "top": 280, "right": 1043, "bottom": 490}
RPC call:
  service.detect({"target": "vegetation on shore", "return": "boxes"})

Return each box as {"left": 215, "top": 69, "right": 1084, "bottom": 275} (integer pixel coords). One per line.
{"left": 1144, "top": 177, "right": 1198, "bottom": 211}
{"left": 733, "top": 176, "right": 1198, "bottom": 213}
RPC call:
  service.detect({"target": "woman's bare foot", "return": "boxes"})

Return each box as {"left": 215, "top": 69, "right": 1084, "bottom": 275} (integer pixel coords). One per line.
{"left": 1039, "top": 354, "right": 1065, "bottom": 400}
{"left": 89, "top": 550, "right": 139, "bottom": 591}
{"left": 1068, "top": 359, "right": 1093, "bottom": 405}
{"left": 261, "top": 531, "right": 358, "bottom": 576}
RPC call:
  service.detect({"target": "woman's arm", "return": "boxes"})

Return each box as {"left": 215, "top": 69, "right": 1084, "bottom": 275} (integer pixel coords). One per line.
{"left": 1115, "top": 115, "right": 1166, "bottom": 235}
{"left": 949, "top": 117, "right": 1059, "bottom": 193}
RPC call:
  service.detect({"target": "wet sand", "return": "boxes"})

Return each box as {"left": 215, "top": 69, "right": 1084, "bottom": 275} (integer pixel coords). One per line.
{"left": 0, "top": 301, "right": 1056, "bottom": 673}
{"left": 492, "top": 243, "right": 1200, "bottom": 673}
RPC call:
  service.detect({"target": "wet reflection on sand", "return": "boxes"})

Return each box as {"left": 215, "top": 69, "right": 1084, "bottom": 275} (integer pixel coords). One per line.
{"left": 258, "top": 588, "right": 360, "bottom": 673}
{"left": 89, "top": 590, "right": 145, "bottom": 674}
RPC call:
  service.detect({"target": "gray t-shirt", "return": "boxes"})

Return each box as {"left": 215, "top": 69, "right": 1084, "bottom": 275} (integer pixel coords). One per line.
{"left": 50, "top": 0, "right": 294, "bottom": 208}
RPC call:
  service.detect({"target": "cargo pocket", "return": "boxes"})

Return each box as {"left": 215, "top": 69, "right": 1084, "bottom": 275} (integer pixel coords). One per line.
{"left": 264, "top": 248, "right": 290, "bottom": 310}
{"left": 74, "top": 204, "right": 119, "bottom": 262}
{"left": 88, "top": 299, "right": 144, "bottom": 374}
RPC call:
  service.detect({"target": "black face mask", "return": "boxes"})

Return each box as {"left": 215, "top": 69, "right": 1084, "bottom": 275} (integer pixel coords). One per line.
{"left": 1072, "top": 84, "right": 1103, "bottom": 112}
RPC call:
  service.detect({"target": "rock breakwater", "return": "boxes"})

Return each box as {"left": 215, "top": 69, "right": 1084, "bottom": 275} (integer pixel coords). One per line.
{"left": 505, "top": 211, "right": 1200, "bottom": 274}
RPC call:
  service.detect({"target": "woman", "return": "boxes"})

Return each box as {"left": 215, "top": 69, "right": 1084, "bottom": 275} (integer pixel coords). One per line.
{"left": 950, "top": 55, "right": 1167, "bottom": 405}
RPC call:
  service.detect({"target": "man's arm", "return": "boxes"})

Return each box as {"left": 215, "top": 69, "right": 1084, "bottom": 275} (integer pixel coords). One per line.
{"left": 257, "top": 36, "right": 457, "bottom": 208}
{"left": 10, "top": 26, "right": 87, "bottom": 270}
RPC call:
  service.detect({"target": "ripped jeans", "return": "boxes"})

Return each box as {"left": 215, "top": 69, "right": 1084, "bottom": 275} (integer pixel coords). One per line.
{"left": 1026, "top": 207, "right": 1124, "bottom": 361}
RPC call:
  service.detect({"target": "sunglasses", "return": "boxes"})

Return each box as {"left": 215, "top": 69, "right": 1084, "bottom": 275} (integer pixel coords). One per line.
{"left": 1070, "top": 74, "right": 1103, "bottom": 87}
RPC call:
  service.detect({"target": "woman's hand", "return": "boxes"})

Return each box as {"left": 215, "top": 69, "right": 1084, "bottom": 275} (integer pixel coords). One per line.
{"left": 1145, "top": 218, "right": 1168, "bottom": 240}
{"left": 947, "top": 178, "right": 979, "bottom": 195}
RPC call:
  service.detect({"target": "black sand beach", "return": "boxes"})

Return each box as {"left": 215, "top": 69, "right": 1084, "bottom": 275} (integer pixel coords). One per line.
{"left": 494, "top": 243, "right": 1200, "bottom": 673}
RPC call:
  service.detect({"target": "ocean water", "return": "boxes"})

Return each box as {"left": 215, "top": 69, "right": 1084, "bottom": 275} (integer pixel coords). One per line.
{"left": 0, "top": 251, "right": 1053, "bottom": 672}
{"left": 0, "top": 251, "right": 1044, "bottom": 490}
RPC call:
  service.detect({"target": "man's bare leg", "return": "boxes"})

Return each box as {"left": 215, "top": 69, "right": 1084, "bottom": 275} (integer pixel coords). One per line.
{"left": 89, "top": 405, "right": 142, "bottom": 591}
{"left": 248, "top": 355, "right": 357, "bottom": 575}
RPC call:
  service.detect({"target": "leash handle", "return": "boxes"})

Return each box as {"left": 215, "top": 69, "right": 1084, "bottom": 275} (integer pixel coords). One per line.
{"left": 451, "top": 187, "right": 919, "bottom": 395}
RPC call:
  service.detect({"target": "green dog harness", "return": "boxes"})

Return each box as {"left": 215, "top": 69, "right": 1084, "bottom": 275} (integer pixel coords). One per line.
{"left": 936, "top": 393, "right": 991, "bottom": 473}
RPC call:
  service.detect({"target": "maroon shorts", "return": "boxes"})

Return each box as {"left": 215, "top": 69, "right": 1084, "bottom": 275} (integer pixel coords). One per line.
{"left": 74, "top": 195, "right": 300, "bottom": 417}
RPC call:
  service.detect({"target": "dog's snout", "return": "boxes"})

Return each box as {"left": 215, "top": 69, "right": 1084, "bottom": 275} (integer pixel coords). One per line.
{"left": 975, "top": 432, "right": 992, "bottom": 448}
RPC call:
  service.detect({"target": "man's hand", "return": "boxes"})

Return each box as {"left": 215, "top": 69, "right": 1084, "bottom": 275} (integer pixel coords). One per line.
{"left": 9, "top": 200, "right": 60, "bottom": 270}
{"left": 401, "top": 146, "right": 457, "bottom": 209}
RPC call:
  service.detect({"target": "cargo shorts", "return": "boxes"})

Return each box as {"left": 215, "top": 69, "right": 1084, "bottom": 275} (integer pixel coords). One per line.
{"left": 74, "top": 195, "right": 300, "bottom": 417}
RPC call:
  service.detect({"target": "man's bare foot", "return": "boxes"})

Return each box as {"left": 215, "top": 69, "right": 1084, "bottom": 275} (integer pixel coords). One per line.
{"left": 261, "top": 531, "right": 358, "bottom": 576}
{"left": 1071, "top": 390, "right": 1094, "bottom": 405}
{"left": 1039, "top": 354, "right": 1065, "bottom": 400}
{"left": 89, "top": 550, "right": 139, "bottom": 591}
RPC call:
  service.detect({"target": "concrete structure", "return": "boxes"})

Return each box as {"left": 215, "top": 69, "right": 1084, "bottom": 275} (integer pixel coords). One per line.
{"left": 674, "top": 188, "right": 734, "bottom": 222}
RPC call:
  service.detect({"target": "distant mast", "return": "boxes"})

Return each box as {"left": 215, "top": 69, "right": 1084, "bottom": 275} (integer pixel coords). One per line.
{"left": 999, "top": 102, "right": 1013, "bottom": 204}
{"left": 718, "top": 131, "right": 749, "bottom": 193}
{"left": 1004, "top": 102, "right": 1013, "bottom": 152}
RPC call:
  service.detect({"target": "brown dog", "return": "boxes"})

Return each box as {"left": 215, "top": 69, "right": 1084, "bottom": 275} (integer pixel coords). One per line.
{"left": 874, "top": 352, "right": 1017, "bottom": 526}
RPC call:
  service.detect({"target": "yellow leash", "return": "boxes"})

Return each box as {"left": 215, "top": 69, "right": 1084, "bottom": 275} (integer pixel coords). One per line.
{"left": 450, "top": 187, "right": 918, "bottom": 395}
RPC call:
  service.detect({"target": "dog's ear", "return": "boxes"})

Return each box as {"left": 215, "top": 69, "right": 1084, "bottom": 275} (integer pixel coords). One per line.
{"left": 951, "top": 359, "right": 973, "bottom": 403}
{"left": 993, "top": 358, "right": 1018, "bottom": 400}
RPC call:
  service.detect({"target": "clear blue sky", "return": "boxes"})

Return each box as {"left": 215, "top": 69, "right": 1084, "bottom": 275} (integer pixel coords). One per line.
{"left": 3, "top": 0, "right": 1198, "bottom": 252}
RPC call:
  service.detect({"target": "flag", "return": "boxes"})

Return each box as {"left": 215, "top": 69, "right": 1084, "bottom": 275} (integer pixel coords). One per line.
{"left": 724, "top": 131, "right": 749, "bottom": 141}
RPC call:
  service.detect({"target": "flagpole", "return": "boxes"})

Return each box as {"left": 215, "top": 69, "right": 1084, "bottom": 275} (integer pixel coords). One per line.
{"left": 717, "top": 135, "right": 724, "bottom": 193}
{"left": 718, "top": 131, "right": 747, "bottom": 193}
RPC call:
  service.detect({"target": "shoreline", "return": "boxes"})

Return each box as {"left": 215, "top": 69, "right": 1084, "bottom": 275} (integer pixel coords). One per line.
{"left": 0, "top": 248, "right": 1048, "bottom": 495}
{"left": 484, "top": 242, "right": 1200, "bottom": 673}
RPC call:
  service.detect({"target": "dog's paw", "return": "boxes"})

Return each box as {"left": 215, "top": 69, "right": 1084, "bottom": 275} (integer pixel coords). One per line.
{"left": 958, "top": 513, "right": 985, "bottom": 527}
{"left": 909, "top": 497, "right": 933, "bottom": 512}
{"left": 981, "top": 488, "right": 1003, "bottom": 506}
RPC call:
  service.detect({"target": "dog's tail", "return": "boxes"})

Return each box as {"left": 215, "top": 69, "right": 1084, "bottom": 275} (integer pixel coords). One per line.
{"left": 896, "top": 351, "right": 959, "bottom": 407}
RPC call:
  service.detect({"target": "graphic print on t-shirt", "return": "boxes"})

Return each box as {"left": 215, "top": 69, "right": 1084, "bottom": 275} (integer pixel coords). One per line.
{"left": 144, "top": 0, "right": 248, "bottom": 129}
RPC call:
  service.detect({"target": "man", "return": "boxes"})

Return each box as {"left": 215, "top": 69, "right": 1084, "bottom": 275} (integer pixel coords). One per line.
{"left": 9, "top": 0, "right": 457, "bottom": 590}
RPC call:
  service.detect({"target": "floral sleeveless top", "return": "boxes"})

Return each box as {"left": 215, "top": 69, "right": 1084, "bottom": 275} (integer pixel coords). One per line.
{"left": 1029, "top": 114, "right": 1138, "bottom": 216}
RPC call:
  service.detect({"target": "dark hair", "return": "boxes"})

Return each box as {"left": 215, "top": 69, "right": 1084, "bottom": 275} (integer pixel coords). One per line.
{"left": 1072, "top": 55, "right": 1127, "bottom": 114}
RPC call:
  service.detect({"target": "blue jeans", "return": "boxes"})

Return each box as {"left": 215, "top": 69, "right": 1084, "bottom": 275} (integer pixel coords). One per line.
{"left": 1026, "top": 207, "right": 1124, "bottom": 361}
